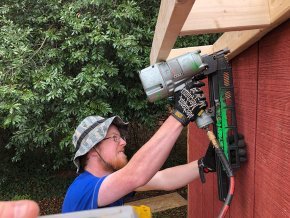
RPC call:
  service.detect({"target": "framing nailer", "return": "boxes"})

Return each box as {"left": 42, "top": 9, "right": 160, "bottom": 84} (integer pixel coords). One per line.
{"left": 139, "top": 48, "right": 245, "bottom": 217}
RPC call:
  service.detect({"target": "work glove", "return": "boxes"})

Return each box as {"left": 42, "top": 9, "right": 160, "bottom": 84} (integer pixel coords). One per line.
{"left": 198, "top": 142, "right": 216, "bottom": 183}
{"left": 172, "top": 81, "right": 207, "bottom": 126}
{"left": 198, "top": 134, "right": 247, "bottom": 183}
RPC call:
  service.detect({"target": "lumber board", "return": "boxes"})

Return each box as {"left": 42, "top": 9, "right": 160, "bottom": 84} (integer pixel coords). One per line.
{"left": 126, "top": 192, "right": 187, "bottom": 213}
{"left": 150, "top": 0, "right": 196, "bottom": 65}
{"left": 167, "top": 45, "right": 213, "bottom": 60}
{"left": 269, "top": 0, "right": 290, "bottom": 24}
{"left": 181, "top": 0, "right": 270, "bottom": 35}
{"left": 254, "top": 21, "right": 290, "bottom": 217}
{"left": 213, "top": 29, "right": 263, "bottom": 60}
{"left": 213, "top": 0, "right": 290, "bottom": 60}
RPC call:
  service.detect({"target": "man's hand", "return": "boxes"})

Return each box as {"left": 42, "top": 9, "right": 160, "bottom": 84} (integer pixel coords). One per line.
{"left": 172, "top": 81, "right": 207, "bottom": 126}
{"left": 198, "top": 142, "right": 216, "bottom": 183}
{"left": 0, "top": 200, "right": 39, "bottom": 218}
{"left": 198, "top": 134, "right": 247, "bottom": 183}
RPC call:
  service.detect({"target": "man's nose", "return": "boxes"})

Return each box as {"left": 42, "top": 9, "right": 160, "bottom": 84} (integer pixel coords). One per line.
{"left": 120, "top": 138, "right": 126, "bottom": 147}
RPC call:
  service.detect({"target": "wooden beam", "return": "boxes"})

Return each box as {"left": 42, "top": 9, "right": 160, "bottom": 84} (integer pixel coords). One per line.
{"left": 213, "top": 29, "right": 262, "bottom": 60}
{"left": 181, "top": 0, "right": 270, "bottom": 35}
{"left": 126, "top": 192, "right": 187, "bottom": 213}
{"left": 167, "top": 45, "right": 213, "bottom": 60}
{"left": 150, "top": 0, "right": 196, "bottom": 65}
{"left": 213, "top": 0, "right": 290, "bottom": 60}
{"left": 268, "top": 0, "right": 290, "bottom": 25}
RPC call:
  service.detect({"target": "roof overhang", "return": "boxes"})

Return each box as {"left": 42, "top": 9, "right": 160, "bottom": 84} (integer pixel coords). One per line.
{"left": 150, "top": 0, "right": 290, "bottom": 64}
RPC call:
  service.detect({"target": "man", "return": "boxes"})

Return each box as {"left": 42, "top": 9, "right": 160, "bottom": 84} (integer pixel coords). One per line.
{"left": 62, "top": 81, "right": 215, "bottom": 213}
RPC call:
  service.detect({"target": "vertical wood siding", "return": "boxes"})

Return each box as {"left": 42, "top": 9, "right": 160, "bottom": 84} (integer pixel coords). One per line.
{"left": 188, "top": 20, "right": 290, "bottom": 218}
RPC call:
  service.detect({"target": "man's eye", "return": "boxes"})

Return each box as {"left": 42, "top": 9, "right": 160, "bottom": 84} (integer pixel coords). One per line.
{"left": 113, "top": 135, "right": 119, "bottom": 140}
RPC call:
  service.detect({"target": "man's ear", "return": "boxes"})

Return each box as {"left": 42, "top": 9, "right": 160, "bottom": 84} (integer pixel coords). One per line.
{"left": 87, "top": 147, "right": 96, "bottom": 158}
{"left": 89, "top": 145, "right": 100, "bottom": 157}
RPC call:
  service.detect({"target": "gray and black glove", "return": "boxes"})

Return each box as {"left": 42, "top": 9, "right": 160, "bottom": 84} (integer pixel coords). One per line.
{"left": 172, "top": 81, "right": 207, "bottom": 126}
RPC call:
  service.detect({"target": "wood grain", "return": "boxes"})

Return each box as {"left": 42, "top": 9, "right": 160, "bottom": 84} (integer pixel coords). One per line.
{"left": 126, "top": 192, "right": 187, "bottom": 213}
{"left": 181, "top": 0, "right": 270, "bottom": 35}
{"left": 150, "top": 0, "right": 196, "bottom": 64}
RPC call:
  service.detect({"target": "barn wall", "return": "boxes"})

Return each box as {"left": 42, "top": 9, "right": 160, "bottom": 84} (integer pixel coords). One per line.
{"left": 188, "top": 20, "right": 290, "bottom": 218}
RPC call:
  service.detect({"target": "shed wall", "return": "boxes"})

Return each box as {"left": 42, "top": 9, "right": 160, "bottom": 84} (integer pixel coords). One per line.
{"left": 188, "top": 20, "right": 290, "bottom": 218}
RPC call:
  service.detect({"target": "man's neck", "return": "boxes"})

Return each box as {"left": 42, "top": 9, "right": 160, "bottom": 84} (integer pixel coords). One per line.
{"left": 85, "top": 164, "right": 112, "bottom": 177}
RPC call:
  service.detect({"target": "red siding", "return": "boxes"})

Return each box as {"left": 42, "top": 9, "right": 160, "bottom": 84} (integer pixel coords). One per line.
{"left": 188, "top": 20, "right": 290, "bottom": 218}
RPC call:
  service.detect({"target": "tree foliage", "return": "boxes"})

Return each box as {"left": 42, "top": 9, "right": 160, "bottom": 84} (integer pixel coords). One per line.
{"left": 0, "top": 0, "right": 219, "bottom": 169}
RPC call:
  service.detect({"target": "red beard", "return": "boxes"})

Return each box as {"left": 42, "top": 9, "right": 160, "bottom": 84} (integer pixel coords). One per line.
{"left": 112, "top": 153, "right": 128, "bottom": 170}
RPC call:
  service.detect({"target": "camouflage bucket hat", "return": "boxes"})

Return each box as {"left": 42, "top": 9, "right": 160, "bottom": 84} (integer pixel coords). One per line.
{"left": 73, "top": 115, "right": 128, "bottom": 172}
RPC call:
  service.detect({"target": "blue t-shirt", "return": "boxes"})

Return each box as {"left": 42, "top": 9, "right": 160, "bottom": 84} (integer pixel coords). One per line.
{"left": 62, "top": 171, "right": 128, "bottom": 213}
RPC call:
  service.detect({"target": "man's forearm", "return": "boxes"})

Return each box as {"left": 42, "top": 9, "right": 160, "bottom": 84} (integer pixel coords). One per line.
{"left": 159, "top": 161, "right": 200, "bottom": 190}
{"left": 125, "top": 115, "right": 183, "bottom": 186}
{"left": 136, "top": 160, "right": 200, "bottom": 191}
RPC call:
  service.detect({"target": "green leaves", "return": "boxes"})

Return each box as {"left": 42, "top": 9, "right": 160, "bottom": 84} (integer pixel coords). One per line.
{"left": 0, "top": 1, "right": 150, "bottom": 169}
{"left": 0, "top": 0, "right": 218, "bottom": 170}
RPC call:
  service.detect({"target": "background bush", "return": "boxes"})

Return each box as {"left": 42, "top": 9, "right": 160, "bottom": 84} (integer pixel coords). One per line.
{"left": 0, "top": 0, "right": 164, "bottom": 169}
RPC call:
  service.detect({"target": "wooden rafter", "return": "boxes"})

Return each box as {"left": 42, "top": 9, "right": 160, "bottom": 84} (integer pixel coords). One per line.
{"left": 181, "top": 0, "right": 270, "bottom": 35}
{"left": 167, "top": 45, "right": 213, "bottom": 59}
{"left": 166, "top": 0, "right": 289, "bottom": 61}
{"left": 150, "top": 0, "right": 196, "bottom": 65}
{"left": 213, "top": 0, "right": 290, "bottom": 60}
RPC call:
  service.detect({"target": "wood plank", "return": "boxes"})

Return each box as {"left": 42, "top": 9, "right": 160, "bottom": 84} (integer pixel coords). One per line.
{"left": 150, "top": 0, "right": 196, "bottom": 64}
{"left": 167, "top": 45, "right": 213, "bottom": 60}
{"left": 254, "top": 21, "right": 290, "bottom": 217}
{"left": 125, "top": 192, "right": 187, "bottom": 213}
{"left": 181, "top": 0, "right": 270, "bottom": 35}
{"left": 269, "top": 0, "right": 290, "bottom": 24}
{"left": 213, "top": 29, "right": 262, "bottom": 60}
{"left": 213, "top": 0, "right": 290, "bottom": 60}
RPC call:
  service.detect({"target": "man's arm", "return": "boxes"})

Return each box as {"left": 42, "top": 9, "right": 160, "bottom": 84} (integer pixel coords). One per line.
{"left": 98, "top": 116, "right": 183, "bottom": 206}
{"left": 135, "top": 160, "right": 200, "bottom": 191}
{"left": 98, "top": 82, "right": 207, "bottom": 207}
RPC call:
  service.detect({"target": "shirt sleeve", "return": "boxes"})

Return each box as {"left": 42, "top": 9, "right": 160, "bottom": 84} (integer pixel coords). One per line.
{"left": 91, "top": 175, "right": 107, "bottom": 209}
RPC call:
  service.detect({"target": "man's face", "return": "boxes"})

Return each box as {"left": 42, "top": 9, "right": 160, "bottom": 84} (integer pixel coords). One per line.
{"left": 96, "top": 125, "right": 128, "bottom": 171}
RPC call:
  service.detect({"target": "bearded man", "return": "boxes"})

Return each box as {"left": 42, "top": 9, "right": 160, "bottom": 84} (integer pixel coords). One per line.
{"left": 62, "top": 82, "right": 216, "bottom": 213}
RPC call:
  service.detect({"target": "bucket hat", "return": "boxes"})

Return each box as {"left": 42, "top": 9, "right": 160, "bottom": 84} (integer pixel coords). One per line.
{"left": 73, "top": 115, "right": 128, "bottom": 172}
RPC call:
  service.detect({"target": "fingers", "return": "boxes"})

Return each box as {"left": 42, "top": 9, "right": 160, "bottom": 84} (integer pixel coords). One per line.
{"left": 189, "top": 87, "right": 205, "bottom": 99}
{"left": 185, "top": 80, "right": 205, "bottom": 89}
{"left": 0, "top": 200, "right": 39, "bottom": 218}
{"left": 200, "top": 101, "right": 208, "bottom": 109}
{"left": 198, "top": 96, "right": 206, "bottom": 101}
{"left": 193, "top": 81, "right": 205, "bottom": 87}
{"left": 192, "top": 89, "right": 203, "bottom": 94}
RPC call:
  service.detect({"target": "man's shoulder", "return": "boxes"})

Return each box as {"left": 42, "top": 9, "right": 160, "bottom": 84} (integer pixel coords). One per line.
{"left": 73, "top": 171, "right": 108, "bottom": 187}
{"left": 75, "top": 171, "right": 100, "bottom": 183}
